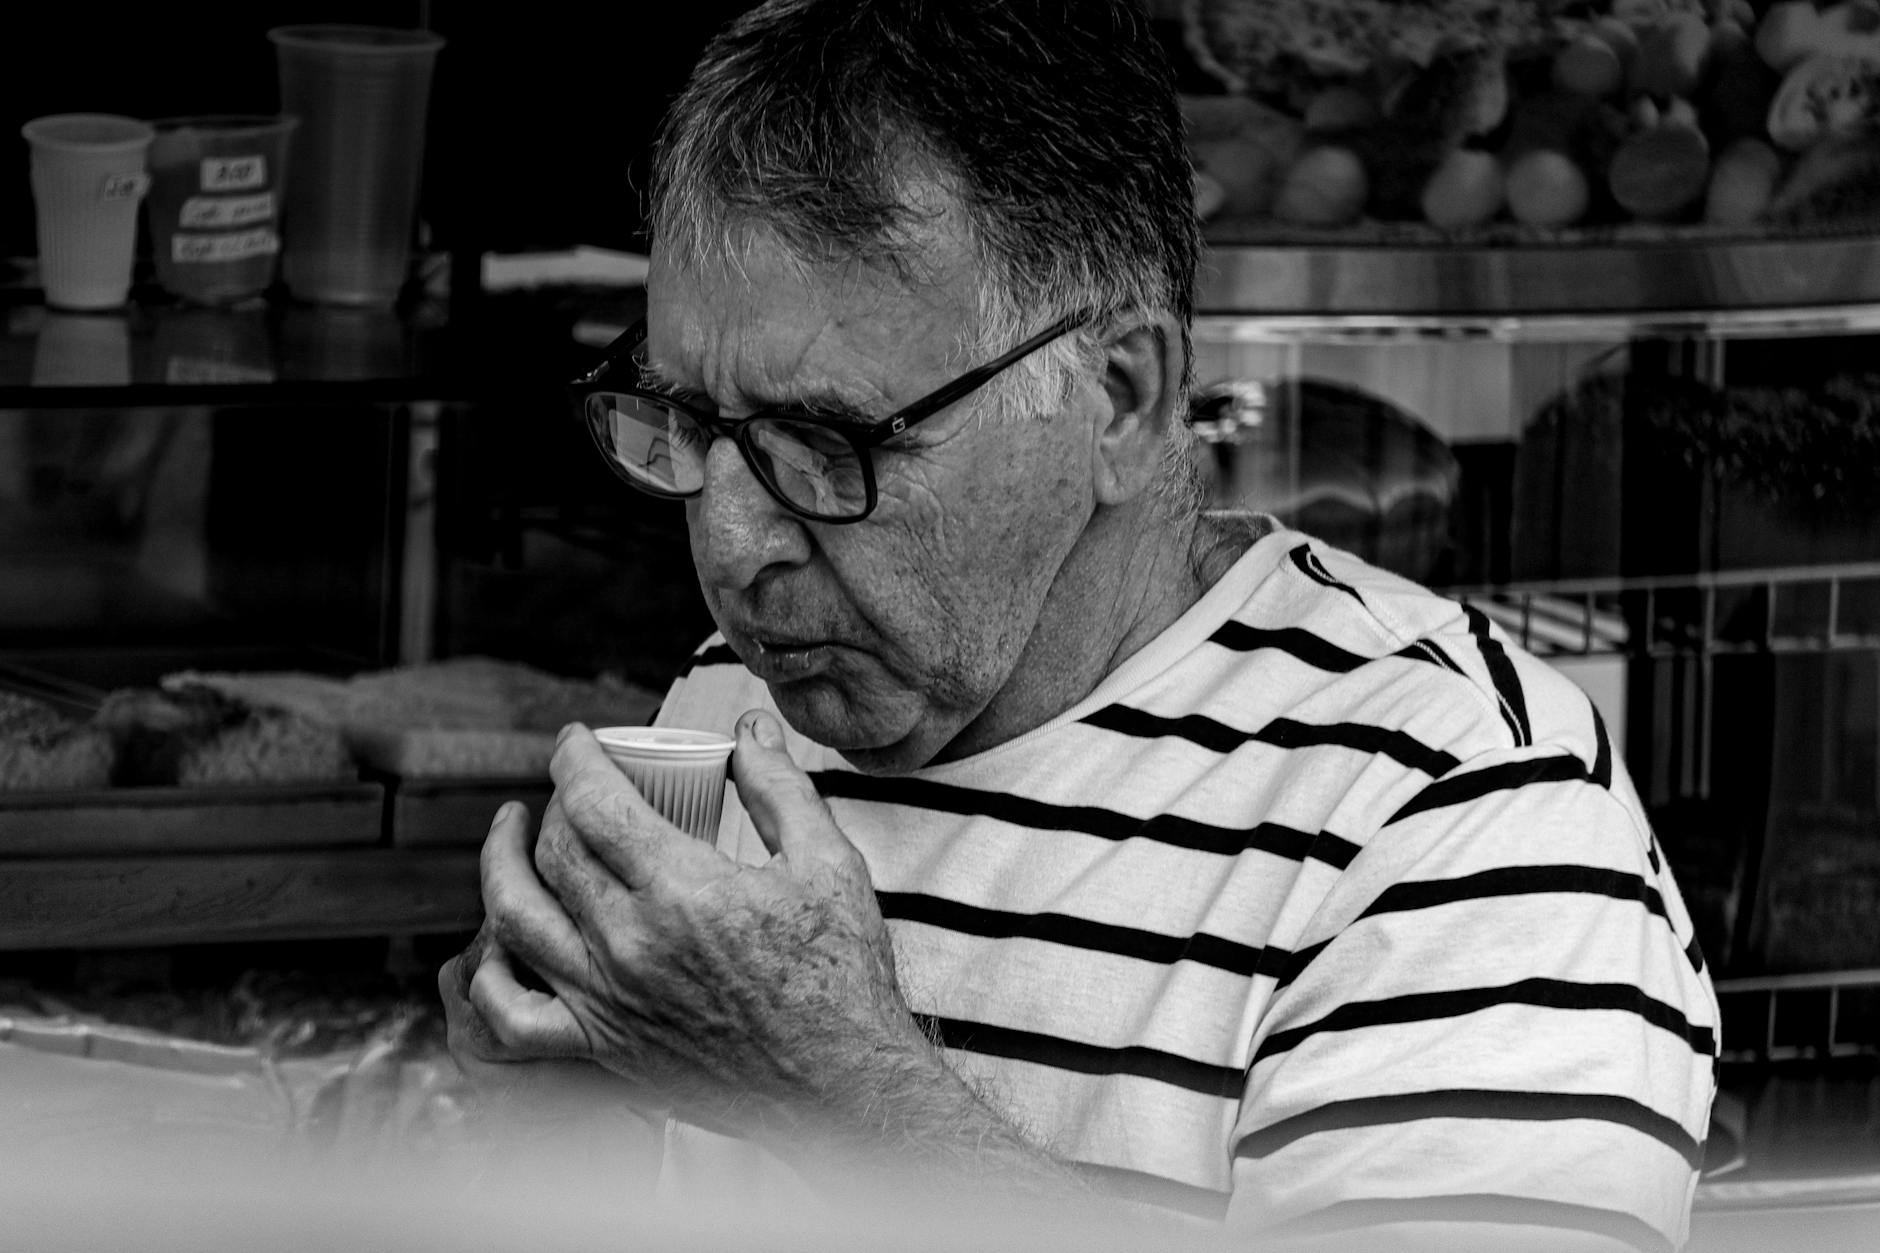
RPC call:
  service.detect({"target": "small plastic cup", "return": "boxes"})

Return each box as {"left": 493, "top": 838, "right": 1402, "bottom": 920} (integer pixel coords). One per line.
{"left": 145, "top": 115, "right": 298, "bottom": 305}
{"left": 593, "top": 728, "right": 735, "bottom": 843}
{"left": 21, "top": 114, "right": 155, "bottom": 310}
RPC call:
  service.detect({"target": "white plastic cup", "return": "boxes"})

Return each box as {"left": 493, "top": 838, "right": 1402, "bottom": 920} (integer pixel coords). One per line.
{"left": 593, "top": 728, "right": 735, "bottom": 843}
{"left": 21, "top": 114, "right": 155, "bottom": 310}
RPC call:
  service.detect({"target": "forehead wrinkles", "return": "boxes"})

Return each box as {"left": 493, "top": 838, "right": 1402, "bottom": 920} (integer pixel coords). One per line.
{"left": 663, "top": 266, "right": 964, "bottom": 415}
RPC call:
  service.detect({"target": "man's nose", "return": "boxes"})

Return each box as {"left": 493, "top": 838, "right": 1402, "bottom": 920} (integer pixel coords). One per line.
{"left": 688, "top": 436, "right": 810, "bottom": 591}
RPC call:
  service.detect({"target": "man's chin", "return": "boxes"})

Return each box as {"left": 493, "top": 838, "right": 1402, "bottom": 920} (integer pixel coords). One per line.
{"left": 765, "top": 683, "right": 930, "bottom": 775}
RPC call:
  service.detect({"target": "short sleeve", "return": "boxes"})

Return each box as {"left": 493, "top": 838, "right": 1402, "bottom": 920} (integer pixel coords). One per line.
{"left": 1225, "top": 748, "right": 1720, "bottom": 1252}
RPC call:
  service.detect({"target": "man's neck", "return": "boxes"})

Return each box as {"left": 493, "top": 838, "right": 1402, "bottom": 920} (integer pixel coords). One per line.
{"left": 932, "top": 505, "right": 1265, "bottom": 766}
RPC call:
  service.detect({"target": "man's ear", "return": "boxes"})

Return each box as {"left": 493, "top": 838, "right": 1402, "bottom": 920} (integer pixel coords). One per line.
{"left": 1093, "top": 315, "right": 1185, "bottom": 507}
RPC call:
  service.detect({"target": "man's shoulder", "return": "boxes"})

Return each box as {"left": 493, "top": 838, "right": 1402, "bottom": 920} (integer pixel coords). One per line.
{"left": 1214, "top": 534, "right": 1609, "bottom": 764}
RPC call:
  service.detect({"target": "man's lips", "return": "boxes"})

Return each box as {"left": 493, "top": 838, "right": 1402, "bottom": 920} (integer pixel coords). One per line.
{"left": 727, "top": 630, "right": 837, "bottom": 682}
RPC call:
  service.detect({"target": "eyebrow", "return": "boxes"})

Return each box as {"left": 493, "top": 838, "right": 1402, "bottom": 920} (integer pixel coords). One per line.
{"left": 639, "top": 354, "right": 885, "bottom": 426}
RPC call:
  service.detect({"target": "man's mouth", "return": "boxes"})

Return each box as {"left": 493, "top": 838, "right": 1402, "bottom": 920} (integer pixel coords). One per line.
{"left": 738, "top": 634, "right": 834, "bottom": 682}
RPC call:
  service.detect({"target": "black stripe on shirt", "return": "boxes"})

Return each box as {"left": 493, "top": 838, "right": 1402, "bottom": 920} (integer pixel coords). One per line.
{"left": 1590, "top": 701, "right": 1614, "bottom": 790}
{"left": 1462, "top": 603, "right": 1532, "bottom": 746}
{"left": 1250, "top": 977, "right": 1717, "bottom": 1067}
{"left": 1209, "top": 621, "right": 1371, "bottom": 672}
{"left": 915, "top": 1013, "right": 1242, "bottom": 1099}
{"left": 1360, "top": 864, "right": 1672, "bottom": 926}
{"left": 812, "top": 772, "right": 1361, "bottom": 869}
{"left": 1409, "top": 636, "right": 1470, "bottom": 679}
{"left": 878, "top": 890, "right": 1267, "bottom": 978}
{"left": 1071, "top": 1163, "right": 1230, "bottom": 1222}
{"left": 1290, "top": 543, "right": 1368, "bottom": 607}
{"left": 1385, "top": 753, "right": 1597, "bottom": 826}
{"left": 1211, "top": 621, "right": 1465, "bottom": 690}
{"left": 1080, "top": 705, "right": 1461, "bottom": 779}
{"left": 1233, "top": 1088, "right": 1703, "bottom": 1170}
{"left": 1271, "top": 866, "right": 1675, "bottom": 992}
{"left": 1268, "top": 1193, "right": 1674, "bottom": 1253}
{"left": 678, "top": 641, "right": 741, "bottom": 676}
{"left": 1274, "top": 938, "right": 1330, "bottom": 991}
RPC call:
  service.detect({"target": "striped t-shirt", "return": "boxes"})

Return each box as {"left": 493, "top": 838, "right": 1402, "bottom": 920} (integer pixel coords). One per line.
{"left": 653, "top": 527, "right": 1719, "bottom": 1250}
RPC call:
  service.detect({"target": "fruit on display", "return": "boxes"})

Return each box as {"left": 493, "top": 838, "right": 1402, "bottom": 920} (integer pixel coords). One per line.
{"left": 1506, "top": 148, "right": 1593, "bottom": 225}
{"left": 1420, "top": 147, "right": 1507, "bottom": 227}
{"left": 1609, "top": 98, "right": 1713, "bottom": 218}
{"left": 1704, "top": 135, "right": 1785, "bottom": 221}
{"left": 1272, "top": 145, "right": 1370, "bottom": 226}
{"left": 1182, "top": 0, "right": 1880, "bottom": 236}
{"left": 1766, "top": 53, "right": 1880, "bottom": 149}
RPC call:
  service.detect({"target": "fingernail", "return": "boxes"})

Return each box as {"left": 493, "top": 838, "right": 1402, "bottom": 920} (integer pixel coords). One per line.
{"left": 747, "top": 711, "right": 783, "bottom": 748}
{"left": 490, "top": 801, "right": 516, "bottom": 831}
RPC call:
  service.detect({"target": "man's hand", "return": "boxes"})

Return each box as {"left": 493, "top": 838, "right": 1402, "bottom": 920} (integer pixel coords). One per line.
{"left": 441, "top": 711, "right": 1102, "bottom": 1206}
{"left": 446, "top": 710, "right": 927, "bottom": 1136}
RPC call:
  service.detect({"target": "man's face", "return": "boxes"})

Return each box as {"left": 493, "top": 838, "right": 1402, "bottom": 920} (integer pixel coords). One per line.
{"left": 644, "top": 235, "right": 1098, "bottom": 774}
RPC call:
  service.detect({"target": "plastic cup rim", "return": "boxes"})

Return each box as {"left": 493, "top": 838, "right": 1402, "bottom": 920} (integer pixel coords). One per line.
{"left": 266, "top": 24, "right": 446, "bottom": 53}
{"left": 594, "top": 727, "right": 735, "bottom": 760}
{"left": 148, "top": 114, "right": 300, "bottom": 136}
{"left": 21, "top": 114, "right": 156, "bottom": 152}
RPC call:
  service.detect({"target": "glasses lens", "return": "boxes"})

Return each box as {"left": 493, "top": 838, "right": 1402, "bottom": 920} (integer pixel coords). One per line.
{"left": 745, "top": 418, "right": 870, "bottom": 519}
{"left": 586, "top": 392, "right": 707, "bottom": 495}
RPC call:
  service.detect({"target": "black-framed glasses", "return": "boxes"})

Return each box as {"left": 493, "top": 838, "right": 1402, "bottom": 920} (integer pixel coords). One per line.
{"left": 568, "top": 312, "right": 1088, "bottom": 523}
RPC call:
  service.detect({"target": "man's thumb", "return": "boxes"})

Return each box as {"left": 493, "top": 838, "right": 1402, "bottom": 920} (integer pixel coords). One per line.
{"left": 730, "top": 709, "right": 843, "bottom": 861}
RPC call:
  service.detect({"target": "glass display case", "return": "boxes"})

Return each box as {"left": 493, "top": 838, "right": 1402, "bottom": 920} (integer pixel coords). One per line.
{"left": 1192, "top": 237, "right": 1880, "bottom": 1216}
{"left": 0, "top": 279, "right": 711, "bottom": 951}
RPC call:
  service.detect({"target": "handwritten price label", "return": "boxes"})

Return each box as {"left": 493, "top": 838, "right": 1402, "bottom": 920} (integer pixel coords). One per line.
{"left": 98, "top": 172, "right": 150, "bottom": 203}
{"left": 170, "top": 228, "right": 280, "bottom": 264}
{"left": 179, "top": 193, "right": 275, "bottom": 229}
{"left": 200, "top": 155, "right": 267, "bottom": 191}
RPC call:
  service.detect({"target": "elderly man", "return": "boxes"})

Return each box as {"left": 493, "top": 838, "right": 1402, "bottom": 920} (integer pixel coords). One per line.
{"left": 441, "top": 0, "right": 1718, "bottom": 1247}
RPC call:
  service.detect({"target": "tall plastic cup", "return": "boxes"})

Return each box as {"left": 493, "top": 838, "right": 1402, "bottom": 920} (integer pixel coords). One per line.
{"left": 21, "top": 114, "right": 155, "bottom": 311}
{"left": 269, "top": 25, "right": 444, "bottom": 305}
{"left": 145, "top": 115, "right": 298, "bottom": 305}
{"left": 593, "top": 728, "right": 736, "bottom": 843}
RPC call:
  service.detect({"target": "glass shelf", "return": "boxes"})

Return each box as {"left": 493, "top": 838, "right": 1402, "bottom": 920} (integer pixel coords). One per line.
{"left": 0, "top": 264, "right": 644, "bottom": 409}
{"left": 1198, "top": 233, "right": 1880, "bottom": 321}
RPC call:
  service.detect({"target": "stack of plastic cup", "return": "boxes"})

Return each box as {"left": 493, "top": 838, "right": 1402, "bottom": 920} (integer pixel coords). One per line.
{"left": 268, "top": 25, "right": 445, "bottom": 305}
{"left": 593, "top": 728, "right": 736, "bottom": 843}
{"left": 21, "top": 114, "right": 155, "bottom": 310}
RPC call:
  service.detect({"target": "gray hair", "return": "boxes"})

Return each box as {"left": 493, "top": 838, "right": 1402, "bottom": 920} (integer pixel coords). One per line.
{"left": 649, "top": 0, "right": 1205, "bottom": 521}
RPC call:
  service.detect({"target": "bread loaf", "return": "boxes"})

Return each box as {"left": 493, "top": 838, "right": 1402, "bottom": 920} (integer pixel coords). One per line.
{"left": 95, "top": 685, "right": 351, "bottom": 787}
{"left": 0, "top": 690, "right": 114, "bottom": 791}
{"left": 166, "top": 657, "right": 664, "bottom": 779}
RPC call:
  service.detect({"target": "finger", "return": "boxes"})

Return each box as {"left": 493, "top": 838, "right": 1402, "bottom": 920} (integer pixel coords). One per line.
{"left": 730, "top": 709, "right": 849, "bottom": 865}
{"left": 532, "top": 793, "right": 629, "bottom": 925}
{"left": 439, "top": 942, "right": 511, "bottom": 1064}
{"left": 468, "top": 943, "right": 589, "bottom": 1059}
{"left": 437, "top": 926, "right": 491, "bottom": 1007}
{"left": 480, "top": 799, "right": 597, "bottom": 989}
{"left": 548, "top": 723, "right": 673, "bottom": 889}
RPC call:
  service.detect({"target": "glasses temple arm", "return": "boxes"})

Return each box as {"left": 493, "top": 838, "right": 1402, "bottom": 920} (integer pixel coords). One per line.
{"left": 877, "top": 312, "right": 1090, "bottom": 435}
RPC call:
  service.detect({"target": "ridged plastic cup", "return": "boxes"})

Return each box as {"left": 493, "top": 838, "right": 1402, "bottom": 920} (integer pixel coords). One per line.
{"left": 268, "top": 25, "right": 444, "bottom": 305}
{"left": 593, "top": 728, "right": 735, "bottom": 843}
{"left": 21, "top": 114, "right": 155, "bottom": 310}
{"left": 145, "top": 115, "right": 298, "bottom": 305}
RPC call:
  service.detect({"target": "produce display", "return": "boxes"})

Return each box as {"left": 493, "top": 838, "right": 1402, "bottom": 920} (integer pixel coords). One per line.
{"left": 1183, "top": 0, "right": 1880, "bottom": 238}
